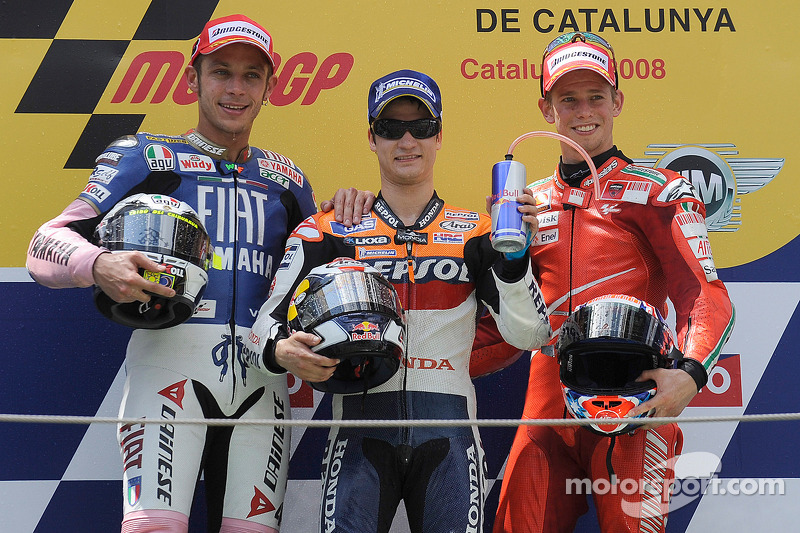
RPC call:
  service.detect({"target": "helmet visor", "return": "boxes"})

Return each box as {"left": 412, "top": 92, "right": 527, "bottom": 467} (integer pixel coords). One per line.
{"left": 99, "top": 208, "right": 211, "bottom": 270}
{"left": 558, "top": 300, "right": 673, "bottom": 358}
{"left": 295, "top": 271, "right": 402, "bottom": 330}
{"left": 563, "top": 347, "right": 657, "bottom": 393}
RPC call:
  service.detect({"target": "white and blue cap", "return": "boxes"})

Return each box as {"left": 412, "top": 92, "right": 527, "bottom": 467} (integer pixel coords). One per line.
{"left": 368, "top": 69, "right": 442, "bottom": 121}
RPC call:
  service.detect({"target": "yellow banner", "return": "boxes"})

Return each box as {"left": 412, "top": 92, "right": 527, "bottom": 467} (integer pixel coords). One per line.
{"left": 1, "top": 1, "right": 794, "bottom": 268}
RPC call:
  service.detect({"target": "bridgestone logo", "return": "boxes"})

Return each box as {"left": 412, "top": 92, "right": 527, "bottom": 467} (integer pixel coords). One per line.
{"left": 209, "top": 21, "right": 271, "bottom": 50}
{"left": 548, "top": 44, "right": 609, "bottom": 73}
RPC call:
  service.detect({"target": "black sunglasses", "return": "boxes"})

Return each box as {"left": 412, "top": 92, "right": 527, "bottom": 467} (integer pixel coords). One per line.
{"left": 371, "top": 118, "right": 441, "bottom": 140}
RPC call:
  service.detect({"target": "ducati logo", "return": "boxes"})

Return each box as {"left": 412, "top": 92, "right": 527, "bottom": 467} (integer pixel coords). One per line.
{"left": 634, "top": 144, "right": 784, "bottom": 232}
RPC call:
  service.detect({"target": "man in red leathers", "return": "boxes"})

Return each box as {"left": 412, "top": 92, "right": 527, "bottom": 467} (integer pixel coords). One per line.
{"left": 474, "top": 32, "right": 735, "bottom": 533}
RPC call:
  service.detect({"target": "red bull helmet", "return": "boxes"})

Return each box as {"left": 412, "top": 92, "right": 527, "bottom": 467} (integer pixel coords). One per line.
{"left": 556, "top": 294, "right": 675, "bottom": 436}
{"left": 93, "top": 193, "right": 212, "bottom": 329}
{"left": 288, "top": 258, "right": 406, "bottom": 393}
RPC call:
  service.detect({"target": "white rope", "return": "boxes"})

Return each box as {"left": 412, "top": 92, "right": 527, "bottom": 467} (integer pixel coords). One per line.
{"left": 1, "top": 412, "right": 799, "bottom": 428}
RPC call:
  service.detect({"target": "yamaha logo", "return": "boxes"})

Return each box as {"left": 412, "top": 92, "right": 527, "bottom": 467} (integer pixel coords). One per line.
{"left": 634, "top": 144, "right": 783, "bottom": 232}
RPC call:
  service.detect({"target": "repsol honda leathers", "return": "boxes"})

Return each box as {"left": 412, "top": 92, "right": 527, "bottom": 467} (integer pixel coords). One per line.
{"left": 246, "top": 192, "right": 552, "bottom": 533}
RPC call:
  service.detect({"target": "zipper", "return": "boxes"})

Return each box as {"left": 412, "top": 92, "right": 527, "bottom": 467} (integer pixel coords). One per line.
{"left": 401, "top": 239, "right": 414, "bottom": 445}
{"left": 568, "top": 206, "right": 575, "bottom": 315}
{"left": 229, "top": 166, "right": 239, "bottom": 404}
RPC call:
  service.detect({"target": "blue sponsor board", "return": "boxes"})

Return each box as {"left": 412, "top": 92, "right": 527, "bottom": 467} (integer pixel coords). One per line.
{"left": 2, "top": 233, "right": 800, "bottom": 532}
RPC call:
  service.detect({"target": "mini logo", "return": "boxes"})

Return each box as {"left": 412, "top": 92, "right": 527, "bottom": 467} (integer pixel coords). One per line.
{"left": 634, "top": 144, "right": 783, "bottom": 232}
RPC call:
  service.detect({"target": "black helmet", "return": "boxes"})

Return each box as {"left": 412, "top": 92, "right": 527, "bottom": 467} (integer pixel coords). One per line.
{"left": 557, "top": 294, "right": 674, "bottom": 436}
{"left": 93, "top": 193, "right": 213, "bottom": 329}
{"left": 288, "top": 258, "right": 406, "bottom": 393}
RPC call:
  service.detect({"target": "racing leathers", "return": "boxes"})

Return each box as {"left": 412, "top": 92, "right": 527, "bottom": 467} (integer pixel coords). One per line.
{"left": 476, "top": 147, "right": 735, "bottom": 533}
{"left": 26, "top": 130, "right": 317, "bottom": 533}
{"left": 245, "top": 192, "right": 552, "bottom": 533}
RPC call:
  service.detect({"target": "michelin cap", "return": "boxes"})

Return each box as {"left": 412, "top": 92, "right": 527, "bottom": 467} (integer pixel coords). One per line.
{"left": 189, "top": 14, "right": 275, "bottom": 69}
{"left": 541, "top": 32, "right": 617, "bottom": 96}
{"left": 368, "top": 69, "right": 442, "bottom": 121}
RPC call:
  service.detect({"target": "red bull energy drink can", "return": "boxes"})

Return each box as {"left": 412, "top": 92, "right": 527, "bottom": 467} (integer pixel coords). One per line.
{"left": 491, "top": 159, "right": 528, "bottom": 253}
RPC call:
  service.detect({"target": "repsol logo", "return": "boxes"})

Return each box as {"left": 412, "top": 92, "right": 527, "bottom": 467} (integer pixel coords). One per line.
{"left": 372, "top": 257, "right": 470, "bottom": 283}
{"left": 112, "top": 50, "right": 354, "bottom": 106}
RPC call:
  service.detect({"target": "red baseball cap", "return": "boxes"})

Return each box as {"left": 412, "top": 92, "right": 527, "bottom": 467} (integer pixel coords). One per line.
{"left": 541, "top": 32, "right": 617, "bottom": 96}
{"left": 189, "top": 14, "right": 275, "bottom": 69}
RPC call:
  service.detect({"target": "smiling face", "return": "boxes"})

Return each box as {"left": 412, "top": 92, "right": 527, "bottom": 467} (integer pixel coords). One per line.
{"left": 185, "top": 42, "right": 277, "bottom": 151}
{"left": 368, "top": 98, "right": 442, "bottom": 188}
{"left": 538, "top": 69, "right": 624, "bottom": 164}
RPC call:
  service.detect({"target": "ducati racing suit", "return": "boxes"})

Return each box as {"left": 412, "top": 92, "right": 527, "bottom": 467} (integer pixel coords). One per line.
{"left": 245, "top": 193, "right": 552, "bottom": 533}
{"left": 26, "top": 130, "right": 317, "bottom": 532}
{"left": 475, "top": 147, "right": 735, "bottom": 533}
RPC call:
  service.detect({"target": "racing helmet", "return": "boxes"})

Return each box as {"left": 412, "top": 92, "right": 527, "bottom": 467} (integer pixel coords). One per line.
{"left": 288, "top": 258, "right": 406, "bottom": 393}
{"left": 556, "top": 294, "right": 675, "bottom": 436}
{"left": 93, "top": 193, "right": 213, "bottom": 329}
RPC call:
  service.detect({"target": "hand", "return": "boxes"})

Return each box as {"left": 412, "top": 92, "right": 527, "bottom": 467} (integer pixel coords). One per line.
{"left": 274, "top": 332, "right": 341, "bottom": 382}
{"left": 502, "top": 188, "right": 539, "bottom": 260}
{"left": 319, "top": 187, "right": 376, "bottom": 227}
{"left": 92, "top": 251, "right": 176, "bottom": 304}
{"left": 628, "top": 367, "right": 699, "bottom": 428}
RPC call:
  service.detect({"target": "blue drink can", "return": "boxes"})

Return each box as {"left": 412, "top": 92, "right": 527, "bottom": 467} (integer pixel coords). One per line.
{"left": 490, "top": 159, "right": 528, "bottom": 253}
